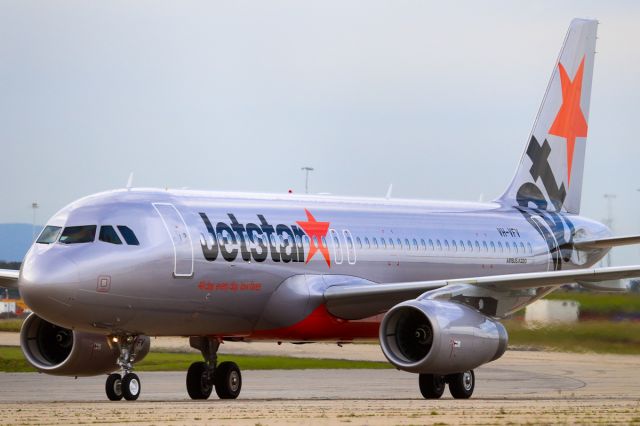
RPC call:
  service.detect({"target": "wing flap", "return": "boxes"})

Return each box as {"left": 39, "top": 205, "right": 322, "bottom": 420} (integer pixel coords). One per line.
{"left": 0, "top": 269, "right": 19, "bottom": 289}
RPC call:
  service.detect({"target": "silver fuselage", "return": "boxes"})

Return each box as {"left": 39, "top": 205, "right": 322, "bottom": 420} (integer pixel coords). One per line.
{"left": 19, "top": 188, "right": 610, "bottom": 339}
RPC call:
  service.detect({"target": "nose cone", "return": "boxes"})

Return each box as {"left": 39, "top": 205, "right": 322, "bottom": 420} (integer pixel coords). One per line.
{"left": 20, "top": 248, "right": 79, "bottom": 326}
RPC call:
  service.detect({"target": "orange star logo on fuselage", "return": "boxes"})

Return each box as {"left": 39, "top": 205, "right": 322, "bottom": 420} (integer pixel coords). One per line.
{"left": 296, "top": 209, "right": 331, "bottom": 267}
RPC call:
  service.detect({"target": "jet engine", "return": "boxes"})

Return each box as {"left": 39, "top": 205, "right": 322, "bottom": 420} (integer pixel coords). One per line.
{"left": 379, "top": 299, "right": 508, "bottom": 374}
{"left": 20, "top": 313, "right": 150, "bottom": 376}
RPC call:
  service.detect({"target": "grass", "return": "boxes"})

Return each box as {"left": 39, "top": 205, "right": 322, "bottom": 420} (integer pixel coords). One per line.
{"left": 0, "top": 346, "right": 391, "bottom": 373}
{"left": 544, "top": 291, "right": 640, "bottom": 315}
{"left": 0, "top": 319, "right": 23, "bottom": 332}
{"left": 504, "top": 320, "right": 640, "bottom": 355}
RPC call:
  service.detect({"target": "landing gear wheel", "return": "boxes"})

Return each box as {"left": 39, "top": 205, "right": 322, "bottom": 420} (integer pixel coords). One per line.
{"left": 105, "top": 373, "right": 123, "bottom": 401}
{"left": 187, "top": 361, "right": 213, "bottom": 400}
{"left": 418, "top": 373, "right": 446, "bottom": 399}
{"left": 448, "top": 370, "right": 474, "bottom": 399}
{"left": 214, "top": 361, "right": 242, "bottom": 399}
{"left": 122, "top": 372, "right": 141, "bottom": 401}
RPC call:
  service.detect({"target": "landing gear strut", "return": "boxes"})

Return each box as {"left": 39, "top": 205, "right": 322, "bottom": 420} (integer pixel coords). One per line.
{"left": 105, "top": 335, "right": 144, "bottom": 401}
{"left": 187, "top": 337, "right": 242, "bottom": 400}
{"left": 418, "top": 370, "right": 475, "bottom": 399}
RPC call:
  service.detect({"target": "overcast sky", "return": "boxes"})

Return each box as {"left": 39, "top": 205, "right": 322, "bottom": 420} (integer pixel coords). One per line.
{"left": 1, "top": 1, "right": 639, "bottom": 264}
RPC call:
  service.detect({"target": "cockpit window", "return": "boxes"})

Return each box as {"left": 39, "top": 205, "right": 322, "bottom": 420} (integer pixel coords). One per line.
{"left": 99, "top": 226, "right": 122, "bottom": 245}
{"left": 117, "top": 226, "right": 140, "bottom": 246}
{"left": 59, "top": 225, "right": 96, "bottom": 244}
{"left": 36, "top": 226, "right": 62, "bottom": 244}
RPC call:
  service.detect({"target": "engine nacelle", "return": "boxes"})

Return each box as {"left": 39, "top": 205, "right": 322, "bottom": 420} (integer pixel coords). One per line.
{"left": 379, "top": 299, "right": 508, "bottom": 374}
{"left": 20, "top": 313, "right": 150, "bottom": 376}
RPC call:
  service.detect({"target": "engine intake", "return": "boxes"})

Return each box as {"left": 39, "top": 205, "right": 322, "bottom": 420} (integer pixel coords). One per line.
{"left": 380, "top": 299, "right": 507, "bottom": 374}
{"left": 20, "top": 313, "right": 150, "bottom": 376}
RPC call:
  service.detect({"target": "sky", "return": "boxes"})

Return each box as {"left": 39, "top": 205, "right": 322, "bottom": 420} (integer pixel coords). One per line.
{"left": 1, "top": 1, "right": 640, "bottom": 265}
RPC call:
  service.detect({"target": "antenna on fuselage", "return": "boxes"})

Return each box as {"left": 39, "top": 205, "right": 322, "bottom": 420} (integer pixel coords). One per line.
{"left": 126, "top": 172, "right": 134, "bottom": 190}
{"left": 385, "top": 184, "right": 393, "bottom": 200}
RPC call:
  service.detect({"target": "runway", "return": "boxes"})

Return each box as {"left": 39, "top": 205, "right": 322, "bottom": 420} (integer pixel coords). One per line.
{"left": 1, "top": 350, "right": 639, "bottom": 425}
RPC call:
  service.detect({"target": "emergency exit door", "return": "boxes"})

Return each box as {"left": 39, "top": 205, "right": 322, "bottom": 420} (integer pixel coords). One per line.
{"left": 153, "top": 203, "right": 194, "bottom": 277}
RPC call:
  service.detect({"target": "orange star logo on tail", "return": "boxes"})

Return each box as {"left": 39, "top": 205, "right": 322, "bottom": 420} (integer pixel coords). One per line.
{"left": 548, "top": 56, "right": 588, "bottom": 186}
{"left": 296, "top": 209, "right": 331, "bottom": 267}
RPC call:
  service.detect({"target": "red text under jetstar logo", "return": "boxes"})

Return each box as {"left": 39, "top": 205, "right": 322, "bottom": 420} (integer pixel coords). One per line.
{"left": 199, "top": 209, "right": 332, "bottom": 267}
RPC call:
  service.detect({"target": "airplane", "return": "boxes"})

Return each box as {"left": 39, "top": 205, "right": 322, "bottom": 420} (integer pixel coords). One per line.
{"left": 1, "top": 18, "right": 639, "bottom": 402}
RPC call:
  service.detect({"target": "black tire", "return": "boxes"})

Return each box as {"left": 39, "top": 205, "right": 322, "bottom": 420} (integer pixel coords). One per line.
{"left": 448, "top": 370, "right": 475, "bottom": 399}
{"left": 186, "top": 361, "right": 213, "bottom": 400}
{"left": 418, "top": 373, "right": 446, "bottom": 399}
{"left": 105, "top": 373, "right": 123, "bottom": 401}
{"left": 214, "top": 361, "right": 242, "bottom": 399}
{"left": 122, "top": 372, "right": 141, "bottom": 401}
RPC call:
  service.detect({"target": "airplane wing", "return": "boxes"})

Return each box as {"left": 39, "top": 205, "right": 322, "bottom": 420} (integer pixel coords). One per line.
{"left": 574, "top": 234, "right": 640, "bottom": 250}
{"left": 324, "top": 265, "right": 640, "bottom": 319}
{"left": 0, "top": 269, "right": 19, "bottom": 289}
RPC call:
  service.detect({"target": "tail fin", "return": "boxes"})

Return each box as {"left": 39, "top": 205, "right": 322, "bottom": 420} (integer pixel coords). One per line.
{"left": 498, "top": 19, "right": 598, "bottom": 214}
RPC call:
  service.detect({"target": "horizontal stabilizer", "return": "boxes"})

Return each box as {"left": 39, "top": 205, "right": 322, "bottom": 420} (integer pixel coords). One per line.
{"left": 574, "top": 235, "right": 640, "bottom": 250}
{"left": 0, "top": 269, "right": 19, "bottom": 289}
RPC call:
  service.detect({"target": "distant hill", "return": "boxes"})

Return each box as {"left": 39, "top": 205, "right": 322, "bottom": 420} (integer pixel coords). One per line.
{"left": 0, "top": 223, "right": 42, "bottom": 262}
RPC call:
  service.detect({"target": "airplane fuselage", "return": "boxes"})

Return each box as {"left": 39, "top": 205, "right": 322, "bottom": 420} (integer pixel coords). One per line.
{"left": 19, "top": 188, "right": 610, "bottom": 339}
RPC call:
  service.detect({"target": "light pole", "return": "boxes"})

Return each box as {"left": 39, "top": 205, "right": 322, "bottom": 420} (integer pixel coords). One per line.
{"left": 301, "top": 167, "right": 314, "bottom": 194}
{"left": 31, "top": 202, "right": 39, "bottom": 241}
{"left": 603, "top": 193, "right": 616, "bottom": 267}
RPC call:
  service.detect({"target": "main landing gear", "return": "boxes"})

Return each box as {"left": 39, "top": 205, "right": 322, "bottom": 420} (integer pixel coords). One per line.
{"left": 186, "top": 337, "right": 242, "bottom": 400}
{"left": 105, "top": 335, "right": 145, "bottom": 401}
{"left": 419, "top": 370, "right": 475, "bottom": 399}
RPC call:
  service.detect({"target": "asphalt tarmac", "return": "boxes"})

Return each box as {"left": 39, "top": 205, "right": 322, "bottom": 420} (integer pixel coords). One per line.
{"left": 1, "top": 350, "right": 639, "bottom": 424}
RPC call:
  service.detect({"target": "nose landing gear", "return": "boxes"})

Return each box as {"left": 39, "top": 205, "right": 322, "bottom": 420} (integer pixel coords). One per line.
{"left": 187, "top": 337, "right": 242, "bottom": 400}
{"left": 105, "top": 335, "right": 145, "bottom": 401}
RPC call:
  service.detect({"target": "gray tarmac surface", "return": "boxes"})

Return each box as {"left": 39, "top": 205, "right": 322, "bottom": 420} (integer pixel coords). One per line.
{"left": 1, "top": 349, "right": 639, "bottom": 424}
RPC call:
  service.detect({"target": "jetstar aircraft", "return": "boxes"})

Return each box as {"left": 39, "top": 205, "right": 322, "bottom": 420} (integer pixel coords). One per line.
{"left": 1, "top": 18, "right": 639, "bottom": 401}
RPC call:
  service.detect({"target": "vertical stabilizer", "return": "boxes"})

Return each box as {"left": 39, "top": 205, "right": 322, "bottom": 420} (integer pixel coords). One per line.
{"left": 498, "top": 19, "right": 597, "bottom": 214}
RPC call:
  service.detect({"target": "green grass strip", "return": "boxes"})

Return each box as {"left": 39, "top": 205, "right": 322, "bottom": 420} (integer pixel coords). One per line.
{"left": 0, "top": 346, "right": 390, "bottom": 373}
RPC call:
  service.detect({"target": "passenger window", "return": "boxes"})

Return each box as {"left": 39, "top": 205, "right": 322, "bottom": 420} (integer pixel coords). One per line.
{"left": 420, "top": 239, "right": 426, "bottom": 250}
{"left": 381, "top": 238, "right": 386, "bottom": 249}
{"left": 527, "top": 242, "right": 533, "bottom": 254}
{"left": 490, "top": 241, "right": 496, "bottom": 252}
{"left": 364, "top": 237, "right": 370, "bottom": 248}
{"left": 356, "top": 237, "right": 362, "bottom": 249}
{"left": 459, "top": 240, "right": 465, "bottom": 252}
{"left": 59, "top": 225, "right": 97, "bottom": 244}
{"left": 412, "top": 239, "right": 418, "bottom": 250}
{"left": 303, "top": 235, "right": 310, "bottom": 246}
{"left": 405, "top": 238, "right": 410, "bottom": 250}
{"left": 483, "top": 241, "right": 488, "bottom": 252}
{"left": 117, "top": 226, "right": 139, "bottom": 246}
{"left": 36, "top": 226, "right": 62, "bottom": 244}
{"left": 452, "top": 240, "right": 457, "bottom": 252}
{"left": 429, "top": 239, "right": 434, "bottom": 250}
{"left": 389, "top": 238, "right": 395, "bottom": 249}
{"left": 99, "top": 226, "right": 122, "bottom": 245}
{"left": 444, "top": 240, "right": 450, "bottom": 251}
{"left": 321, "top": 236, "right": 328, "bottom": 247}
{"left": 397, "top": 238, "right": 403, "bottom": 249}
{"left": 373, "top": 238, "right": 379, "bottom": 249}
{"left": 467, "top": 240, "right": 473, "bottom": 251}
{"left": 514, "top": 242, "right": 519, "bottom": 254}
{"left": 520, "top": 242, "right": 526, "bottom": 253}
{"left": 475, "top": 241, "right": 481, "bottom": 252}
{"left": 505, "top": 242, "right": 511, "bottom": 252}
{"left": 436, "top": 239, "right": 442, "bottom": 251}
{"left": 498, "top": 241, "right": 503, "bottom": 252}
